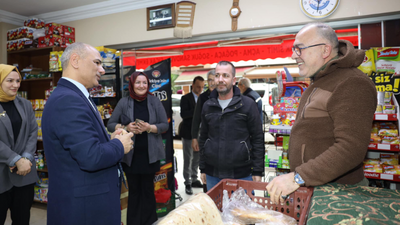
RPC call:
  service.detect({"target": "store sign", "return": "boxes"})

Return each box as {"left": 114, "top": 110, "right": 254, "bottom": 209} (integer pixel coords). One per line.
{"left": 370, "top": 72, "right": 400, "bottom": 94}
{"left": 127, "top": 36, "right": 358, "bottom": 70}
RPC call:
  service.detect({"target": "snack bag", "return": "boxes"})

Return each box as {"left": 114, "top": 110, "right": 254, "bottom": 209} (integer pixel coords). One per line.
{"left": 363, "top": 158, "right": 381, "bottom": 165}
{"left": 370, "top": 133, "right": 381, "bottom": 143}
{"left": 383, "top": 104, "right": 395, "bottom": 114}
{"left": 49, "top": 51, "right": 59, "bottom": 72}
{"left": 380, "top": 154, "right": 399, "bottom": 165}
{"left": 374, "top": 47, "right": 400, "bottom": 76}
{"left": 364, "top": 164, "right": 383, "bottom": 173}
{"left": 383, "top": 165, "right": 400, "bottom": 175}
{"left": 358, "top": 49, "right": 376, "bottom": 76}
{"left": 58, "top": 51, "right": 63, "bottom": 71}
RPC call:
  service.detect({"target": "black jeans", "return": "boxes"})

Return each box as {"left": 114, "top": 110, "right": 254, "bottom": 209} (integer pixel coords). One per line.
{"left": 0, "top": 183, "right": 35, "bottom": 225}
{"left": 125, "top": 173, "right": 157, "bottom": 225}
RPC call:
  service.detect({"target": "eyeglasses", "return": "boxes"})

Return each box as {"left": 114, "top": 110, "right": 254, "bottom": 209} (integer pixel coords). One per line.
{"left": 292, "top": 43, "right": 326, "bottom": 56}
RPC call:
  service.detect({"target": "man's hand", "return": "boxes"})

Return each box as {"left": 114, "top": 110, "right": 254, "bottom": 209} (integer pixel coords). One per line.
{"left": 15, "top": 158, "right": 32, "bottom": 176}
{"left": 114, "top": 132, "right": 134, "bottom": 154}
{"left": 111, "top": 128, "right": 127, "bottom": 140}
{"left": 201, "top": 173, "right": 207, "bottom": 184}
{"left": 252, "top": 175, "right": 262, "bottom": 182}
{"left": 191, "top": 139, "right": 199, "bottom": 152}
{"left": 266, "top": 172, "right": 300, "bottom": 204}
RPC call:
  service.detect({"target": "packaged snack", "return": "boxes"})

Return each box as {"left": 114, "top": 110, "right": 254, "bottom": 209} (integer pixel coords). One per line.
{"left": 370, "top": 133, "right": 381, "bottom": 143}
{"left": 49, "top": 52, "right": 59, "bottom": 72}
{"left": 17, "top": 26, "right": 36, "bottom": 39}
{"left": 384, "top": 92, "right": 392, "bottom": 104}
{"left": 364, "top": 158, "right": 381, "bottom": 165}
{"left": 383, "top": 165, "right": 400, "bottom": 175}
{"left": 364, "top": 164, "right": 383, "bottom": 173}
{"left": 24, "top": 18, "right": 45, "bottom": 28}
{"left": 17, "top": 38, "right": 34, "bottom": 50}
{"left": 380, "top": 154, "right": 399, "bottom": 165}
{"left": 383, "top": 104, "right": 396, "bottom": 114}
{"left": 358, "top": 49, "right": 376, "bottom": 76}
{"left": 375, "top": 104, "right": 383, "bottom": 113}
{"left": 7, "top": 29, "right": 18, "bottom": 40}
{"left": 58, "top": 51, "right": 63, "bottom": 71}
{"left": 37, "top": 37, "right": 47, "bottom": 48}
{"left": 45, "top": 23, "right": 64, "bottom": 36}
{"left": 46, "top": 35, "right": 66, "bottom": 47}
{"left": 381, "top": 136, "right": 398, "bottom": 144}
{"left": 63, "top": 26, "right": 75, "bottom": 38}
{"left": 378, "top": 128, "right": 398, "bottom": 137}
{"left": 374, "top": 47, "right": 400, "bottom": 76}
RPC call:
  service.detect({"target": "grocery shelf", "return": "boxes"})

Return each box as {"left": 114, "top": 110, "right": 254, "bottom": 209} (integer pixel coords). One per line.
{"left": 364, "top": 171, "right": 400, "bottom": 182}
{"left": 374, "top": 113, "right": 397, "bottom": 121}
{"left": 368, "top": 143, "right": 400, "bottom": 152}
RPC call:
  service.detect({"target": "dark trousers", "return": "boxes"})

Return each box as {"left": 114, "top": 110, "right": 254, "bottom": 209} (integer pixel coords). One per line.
{"left": 125, "top": 173, "right": 157, "bottom": 225}
{"left": 0, "top": 183, "right": 35, "bottom": 225}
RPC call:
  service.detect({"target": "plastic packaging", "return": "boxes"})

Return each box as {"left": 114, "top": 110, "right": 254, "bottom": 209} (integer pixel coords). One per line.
{"left": 221, "top": 187, "right": 296, "bottom": 225}
{"left": 156, "top": 193, "right": 223, "bottom": 225}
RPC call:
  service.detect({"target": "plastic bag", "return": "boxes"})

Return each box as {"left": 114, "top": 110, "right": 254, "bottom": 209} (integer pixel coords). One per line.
{"left": 221, "top": 187, "right": 296, "bottom": 225}
{"left": 156, "top": 193, "right": 223, "bottom": 225}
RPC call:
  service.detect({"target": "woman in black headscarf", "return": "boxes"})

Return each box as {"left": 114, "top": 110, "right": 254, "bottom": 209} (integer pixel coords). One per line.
{"left": 107, "top": 71, "right": 168, "bottom": 225}
{"left": 0, "top": 64, "right": 38, "bottom": 225}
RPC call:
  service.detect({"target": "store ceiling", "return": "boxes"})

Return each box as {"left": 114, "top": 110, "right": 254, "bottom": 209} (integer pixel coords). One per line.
{"left": 0, "top": 0, "right": 109, "bottom": 16}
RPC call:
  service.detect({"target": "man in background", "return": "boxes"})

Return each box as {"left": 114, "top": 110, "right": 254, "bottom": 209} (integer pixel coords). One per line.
{"left": 179, "top": 76, "right": 205, "bottom": 194}
{"left": 42, "top": 42, "right": 133, "bottom": 225}
{"left": 266, "top": 23, "right": 376, "bottom": 204}
{"left": 238, "top": 77, "right": 263, "bottom": 124}
{"left": 191, "top": 69, "right": 216, "bottom": 152}
{"left": 199, "top": 61, "right": 264, "bottom": 190}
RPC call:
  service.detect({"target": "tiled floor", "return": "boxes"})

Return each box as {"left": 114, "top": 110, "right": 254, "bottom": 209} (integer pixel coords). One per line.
{"left": 4, "top": 139, "right": 204, "bottom": 225}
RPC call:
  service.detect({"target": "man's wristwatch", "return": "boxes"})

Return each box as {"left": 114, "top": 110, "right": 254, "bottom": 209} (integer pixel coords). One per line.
{"left": 294, "top": 172, "right": 305, "bottom": 186}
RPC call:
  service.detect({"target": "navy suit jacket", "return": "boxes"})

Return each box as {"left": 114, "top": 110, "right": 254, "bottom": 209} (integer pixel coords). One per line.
{"left": 42, "top": 78, "right": 124, "bottom": 225}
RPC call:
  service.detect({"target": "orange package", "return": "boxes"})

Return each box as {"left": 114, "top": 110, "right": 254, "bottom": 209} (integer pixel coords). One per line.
{"left": 383, "top": 165, "right": 400, "bottom": 175}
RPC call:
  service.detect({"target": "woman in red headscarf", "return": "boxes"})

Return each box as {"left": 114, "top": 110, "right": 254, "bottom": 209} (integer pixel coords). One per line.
{"left": 0, "top": 64, "right": 38, "bottom": 225}
{"left": 107, "top": 71, "right": 168, "bottom": 225}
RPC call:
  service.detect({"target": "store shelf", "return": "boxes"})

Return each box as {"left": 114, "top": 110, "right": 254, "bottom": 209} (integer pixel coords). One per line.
{"left": 364, "top": 171, "right": 400, "bottom": 182}
{"left": 368, "top": 143, "right": 400, "bottom": 152}
{"left": 22, "top": 77, "right": 53, "bottom": 82}
{"left": 374, "top": 113, "right": 397, "bottom": 121}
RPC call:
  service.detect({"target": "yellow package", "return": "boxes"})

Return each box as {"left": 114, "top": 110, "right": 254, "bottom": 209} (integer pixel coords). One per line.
{"left": 379, "top": 128, "right": 398, "bottom": 137}
{"left": 380, "top": 154, "right": 399, "bottom": 165}
{"left": 383, "top": 165, "right": 400, "bottom": 175}
{"left": 58, "top": 51, "right": 63, "bottom": 71}
{"left": 358, "top": 49, "right": 376, "bottom": 76}
{"left": 370, "top": 133, "right": 381, "bottom": 143}
{"left": 364, "top": 164, "right": 382, "bottom": 173}
{"left": 364, "top": 158, "right": 381, "bottom": 165}
{"left": 49, "top": 51, "right": 59, "bottom": 72}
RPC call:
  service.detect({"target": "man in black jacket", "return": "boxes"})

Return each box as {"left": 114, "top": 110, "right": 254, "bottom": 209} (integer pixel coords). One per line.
{"left": 198, "top": 61, "right": 265, "bottom": 190}
{"left": 238, "top": 77, "right": 263, "bottom": 124}
{"left": 191, "top": 69, "right": 216, "bottom": 152}
{"left": 179, "top": 76, "right": 204, "bottom": 194}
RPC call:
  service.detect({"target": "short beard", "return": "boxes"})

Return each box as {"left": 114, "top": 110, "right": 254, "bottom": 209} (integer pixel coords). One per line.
{"left": 217, "top": 85, "right": 231, "bottom": 96}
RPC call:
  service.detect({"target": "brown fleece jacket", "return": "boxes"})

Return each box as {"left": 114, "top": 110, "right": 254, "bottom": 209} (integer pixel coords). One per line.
{"left": 289, "top": 40, "right": 377, "bottom": 186}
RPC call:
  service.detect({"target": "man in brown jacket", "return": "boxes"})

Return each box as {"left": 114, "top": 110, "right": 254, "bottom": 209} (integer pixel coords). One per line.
{"left": 267, "top": 23, "right": 377, "bottom": 204}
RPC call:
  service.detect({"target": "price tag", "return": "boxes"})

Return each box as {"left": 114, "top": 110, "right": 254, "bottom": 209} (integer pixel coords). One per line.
{"left": 375, "top": 114, "right": 388, "bottom": 120}
{"left": 381, "top": 174, "right": 393, "bottom": 180}
{"left": 377, "top": 144, "right": 391, "bottom": 150}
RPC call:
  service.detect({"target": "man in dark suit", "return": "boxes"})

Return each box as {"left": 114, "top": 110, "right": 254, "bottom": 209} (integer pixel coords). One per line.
{"left": 179, "top": 76, "right": 204, "bottom": 195}
{"left": 42, "top": 42, "right": 133, "bottom": 225}
{"left": 237, "top": 77, "right": 263, "bottom": 124}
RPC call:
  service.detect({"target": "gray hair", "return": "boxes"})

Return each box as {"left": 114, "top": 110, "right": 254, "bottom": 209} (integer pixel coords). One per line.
{"left": 301, "top": 23, "right": 339, "bottom": 54}
{"left": 217, "top": 61, "right": 236, "bottom": 77}
{"left": 207, "top": 69, "right": 215, "bottom": 79}
{"left": 238, "top": 77, "right": 251, "bottom": 88}
{"left": 61, "top": 42, "right": 90, "bottom": 69}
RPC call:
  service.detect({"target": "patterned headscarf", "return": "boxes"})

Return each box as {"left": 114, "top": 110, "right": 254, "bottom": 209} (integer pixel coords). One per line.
{"left": 0, "top": 64, "right": 22, "bottom": 102}
{"left": 128, "top": 71, "right": 153, "bottom": 101}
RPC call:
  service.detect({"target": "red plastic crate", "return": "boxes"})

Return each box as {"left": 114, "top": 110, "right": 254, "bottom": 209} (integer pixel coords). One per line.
{"left": 207, "top": 179, "right": 313, "bottom": 225}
